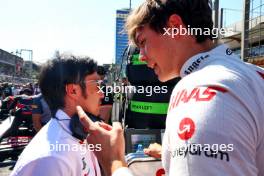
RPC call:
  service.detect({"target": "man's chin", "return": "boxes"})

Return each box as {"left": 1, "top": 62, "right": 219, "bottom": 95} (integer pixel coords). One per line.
{"left": 157, "top": 72, "right": 179, "bottom": 82}
{"left": 157, "top": 73, "right": 170, "bottom": 82}
{"left": 93, "top": 109, "right": 100, "bottom": 116}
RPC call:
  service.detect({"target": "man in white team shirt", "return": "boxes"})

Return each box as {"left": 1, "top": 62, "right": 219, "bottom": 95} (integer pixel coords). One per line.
{"left": 76, "top": 0, "right": 264, "bottom": 176}
{"left": 10, "top": 56, "right": 104, "bottom": 176}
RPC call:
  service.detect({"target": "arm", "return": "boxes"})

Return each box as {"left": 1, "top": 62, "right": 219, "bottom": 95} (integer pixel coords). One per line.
{"left": 32, "top": 114, "right": 42, "bottom": 132}
{"left": 112, "top": 167, "right": 134, "bottom": 176}
{"left": 32, "top": 96, "right": 43, "bottom": 132}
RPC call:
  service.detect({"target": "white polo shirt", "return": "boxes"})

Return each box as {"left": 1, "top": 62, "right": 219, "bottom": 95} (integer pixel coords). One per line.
{"left": 10, "top": 109, "right": 101, "bottom": 176}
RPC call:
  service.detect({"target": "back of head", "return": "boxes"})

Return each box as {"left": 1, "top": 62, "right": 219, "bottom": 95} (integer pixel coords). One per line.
{"left": 3, "top": 82, "right": 8, "bottom": 88}
{"left": 126, "top": 0, "right": 213, "bottom": 44}
{"left": 20, "top": 88, "right": 33, "bottom": 96}
{"left": 39, "top": 55, "right": 97, "bottom": 113}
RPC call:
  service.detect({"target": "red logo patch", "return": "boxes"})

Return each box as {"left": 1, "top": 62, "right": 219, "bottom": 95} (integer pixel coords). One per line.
{"left": 156, "top": 168, "right": 165, "bottom": 176}
{"left": 177, "top": 118, "right": 196, "bottom": 140}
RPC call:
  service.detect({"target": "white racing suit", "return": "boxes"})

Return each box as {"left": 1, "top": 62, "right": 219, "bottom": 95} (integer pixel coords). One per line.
{"left": 113, "top": 44, "right": 264, "bottom": 176}
{"left": 162, "top": 44, "right": 264, "bottom": 176}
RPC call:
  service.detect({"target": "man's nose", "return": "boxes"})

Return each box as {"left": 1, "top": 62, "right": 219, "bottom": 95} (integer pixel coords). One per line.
{"left": 99, "top": 91, "right": 104, "bottom": 99}
{"left": 97, "top": 88, "right": 104, "bottom": 98}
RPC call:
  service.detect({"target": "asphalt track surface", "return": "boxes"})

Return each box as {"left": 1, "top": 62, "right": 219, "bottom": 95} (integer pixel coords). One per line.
{"left": 0, "top": 160, "right": 16, "bottom": 176}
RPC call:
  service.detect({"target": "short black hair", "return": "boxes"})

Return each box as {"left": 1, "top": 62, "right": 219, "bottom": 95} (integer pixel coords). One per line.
{"left": 20, "top": 88, "right": 33, "bottom": 96}
{"left": 39, "top": 56, "right": 97, "bottom": 113}
{"left": 97, "top": 66, "right": 106, "bottom": 76}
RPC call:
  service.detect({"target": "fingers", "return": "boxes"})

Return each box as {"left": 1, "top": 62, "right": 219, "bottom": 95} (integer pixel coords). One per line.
{"left": 98, "top": 122, "right": 113, "bottom": 131}
{"left": 144, "top": 148, "right": 150, "bottom": 154}
{"left": 143, "top": 143, "right": 162, "bottom": 158}
{"left": 76, "top": 106, "right": 96, "bottom": 132}
{"left": 112, "top": 122, "right": 123, "bottom": 130}
{"left": 112, "top": 122, "right": 124, "bottom": 135}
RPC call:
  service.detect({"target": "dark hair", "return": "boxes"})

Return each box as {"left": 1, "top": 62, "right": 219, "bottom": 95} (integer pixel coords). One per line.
{"left": 126, "top": 0, "right": 213, "bottom": 43}
{"left": 39, "top": 56, "right": 97, "bottom": 112}
{"left": 20, "top": 88, "right": 33, "bottom": 96}
{"left": 97, "top": 66, "right": 106, "bottom": 76}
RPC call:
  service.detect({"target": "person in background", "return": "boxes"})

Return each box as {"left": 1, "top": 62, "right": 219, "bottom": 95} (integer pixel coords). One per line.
{"left": 33, "top": 82, "right": 41, "bottom": 95}
{"left": 12, "top": 84, "right": 22, "bottom": 96}
{"left": 31, "top": 93, "right": 52, "bottom": 132}
{"left": 0, "top": 88, "right": 34, "bottom": 142}
{"left": 27, "top": 83, "right": 34, "bottom": 93}
{"left": 2, "top": 82, "right": 13, "bottom": 99}
{"left": 97, "top": 66, "right": 113, "bottom": 123}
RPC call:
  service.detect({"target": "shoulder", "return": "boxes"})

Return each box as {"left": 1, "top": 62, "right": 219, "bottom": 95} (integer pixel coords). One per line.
{"left": 169, "top": 56, "right": 264, "bottom": 118}
{"left": 11, "top": 155, "right": 72, "bottom": 176}
{"left": 17, "top": 120, "right": 79, "bottom": 164}
{"left": 178, "top": 56, "right": 262, "bottom": 93}
{"left": 32, "top": 94, "right": 42, "bottom": 100}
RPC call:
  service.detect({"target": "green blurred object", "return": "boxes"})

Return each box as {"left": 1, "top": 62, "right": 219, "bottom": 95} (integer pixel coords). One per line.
{"left": 131, "top": 54, "right": 147, "bottom": 65}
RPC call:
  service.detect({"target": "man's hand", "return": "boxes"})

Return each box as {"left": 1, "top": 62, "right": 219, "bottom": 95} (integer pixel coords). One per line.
{"left": 144, "top": 143, "right": 162, "bottom": 159}
{"left": 76, "top": 106, "right": 127, "bottom": 176}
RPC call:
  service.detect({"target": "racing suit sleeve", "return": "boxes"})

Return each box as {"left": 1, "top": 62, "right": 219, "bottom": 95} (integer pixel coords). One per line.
{"left": 10, "top": 156, "right": 72, "bottom": 176}
{"left": 112, "top": 167, "right": 134, "bottom": 176}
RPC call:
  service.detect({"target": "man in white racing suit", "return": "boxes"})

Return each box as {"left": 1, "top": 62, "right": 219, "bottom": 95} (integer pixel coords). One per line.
{"left": 75, "top": 0, "right": 264, "bottom": 175}
{"left": 162, "top": 44, "right": 264, "bottom": 176}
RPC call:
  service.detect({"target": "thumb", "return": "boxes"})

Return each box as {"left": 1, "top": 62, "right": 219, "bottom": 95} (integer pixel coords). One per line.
{"left": 98, "top": 122, "right": 113, "bottom": 131}
{"left": 112, "top": 122, "right": 123, "bottom": 130}
{"left": 144, "top": 148, "right": 150, "bottom": 154}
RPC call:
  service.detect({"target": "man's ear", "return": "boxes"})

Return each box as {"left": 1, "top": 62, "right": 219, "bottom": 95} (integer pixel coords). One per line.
{"left": 65, "top": 84, "right": 80, "bottom": 99}
{"left": 167, "top": 14, "right": 184, "bottom": 28}
{"left": 166, "top": 14, "right": 186, "bottom": 39}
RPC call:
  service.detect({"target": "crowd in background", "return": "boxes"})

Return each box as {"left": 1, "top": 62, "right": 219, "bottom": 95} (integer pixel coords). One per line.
{"left": 0, "top": 82, "right": 39, "bottom": 101}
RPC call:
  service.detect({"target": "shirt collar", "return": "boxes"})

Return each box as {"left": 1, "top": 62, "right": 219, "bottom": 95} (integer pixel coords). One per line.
{"left": 180, "top": 44, "right": 230, "bottom": 78}
{"left": 54, "top": 109, "right": 72, "bottom": 135}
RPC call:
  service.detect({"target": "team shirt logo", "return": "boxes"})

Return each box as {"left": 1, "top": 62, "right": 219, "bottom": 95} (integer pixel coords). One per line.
{"left": 177, "top": 117, "right": 196, "bottom": 140}
{"left": 169, "top": 86, "right": 227, "bottom": 112}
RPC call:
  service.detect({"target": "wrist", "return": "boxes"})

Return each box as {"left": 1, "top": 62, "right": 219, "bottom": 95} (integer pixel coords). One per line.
{"left": 103, "top": 159, "right": 127, "bottom": 176}
{"left": 111, "top": 160, "right": 127, "bottom": 174}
